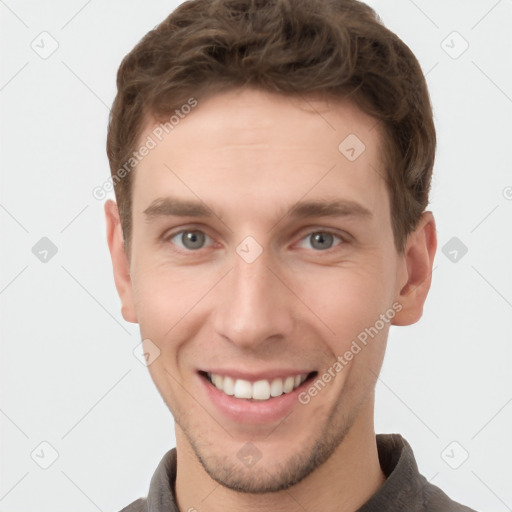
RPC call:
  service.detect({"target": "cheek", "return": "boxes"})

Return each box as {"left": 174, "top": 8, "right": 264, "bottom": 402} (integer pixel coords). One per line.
{"left": 131, "top": 266, "right": 208, "bottom": 397}
{"left": 131, "top": 262, "right": 215, "bottom": 341}
{"left": 293, "top": 269, "right": 394, "bottom": 397}
{"left": 297, "top": 261, "right": 395, "bottom": 345}
{"left": 132, "top": 270, "right": 172, "bottom": 337}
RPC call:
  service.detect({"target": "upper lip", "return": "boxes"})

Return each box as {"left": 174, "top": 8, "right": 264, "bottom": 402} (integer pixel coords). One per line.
{"left": 200, "top": 369, "right": 315, "bottom": 382}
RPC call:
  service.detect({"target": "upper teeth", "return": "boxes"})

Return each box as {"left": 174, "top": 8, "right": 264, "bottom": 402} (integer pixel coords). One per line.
{"left": 207, "top": 372, "right": 309, "bottom": 400}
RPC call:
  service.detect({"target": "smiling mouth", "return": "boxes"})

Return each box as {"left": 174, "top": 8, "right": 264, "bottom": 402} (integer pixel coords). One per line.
{"left": 199, "top": 371, "right": 318, "bottom": 401}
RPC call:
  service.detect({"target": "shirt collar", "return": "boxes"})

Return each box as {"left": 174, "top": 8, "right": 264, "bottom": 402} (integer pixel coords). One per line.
{"left": 356, "top": 433, "right": 428, "bottom": 511}
{"left": 141, "top": 433, "right": 426, "bottom": 511}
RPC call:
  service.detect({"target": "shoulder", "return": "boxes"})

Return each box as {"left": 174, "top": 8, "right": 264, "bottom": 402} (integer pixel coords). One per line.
{"left": 421, "top": 479, "right": 478, "bottom": 512}
{"left": 116, "top": 448, "right": 178, "bottom": 512}
{"left": 370, "top": 434, "right": 479, "bottom": 512}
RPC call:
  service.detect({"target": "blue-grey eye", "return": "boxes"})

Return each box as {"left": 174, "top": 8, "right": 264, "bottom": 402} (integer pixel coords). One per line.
{"left": 170, "top": 230, "right": 211, "bottom": 250}
{"left": 297, "top": 231, "right": 343, "bottom": 251}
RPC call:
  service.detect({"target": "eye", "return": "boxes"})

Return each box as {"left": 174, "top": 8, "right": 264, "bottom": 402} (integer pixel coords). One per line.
{"left": 167, "top": 229, "right": 214, "bottom": 251}
{"left": 296, "top": 231, "right": 344, "bottom": 251}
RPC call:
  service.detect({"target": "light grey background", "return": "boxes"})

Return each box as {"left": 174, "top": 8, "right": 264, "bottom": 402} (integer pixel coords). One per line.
{"left": 1, "top": 0, "right": 511, "bottom": 510}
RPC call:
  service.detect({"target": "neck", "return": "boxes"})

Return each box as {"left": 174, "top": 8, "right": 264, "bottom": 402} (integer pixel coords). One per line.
{"left": 174, "top": 397, "right": 386, "bottom": 512}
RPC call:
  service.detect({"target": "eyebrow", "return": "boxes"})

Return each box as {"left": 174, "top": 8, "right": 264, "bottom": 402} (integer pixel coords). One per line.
{"left": 143, "top": 196, "right": 373, "bottom": 221}
{"left": 288, "top": 198, "right": 372, "bottom": 220}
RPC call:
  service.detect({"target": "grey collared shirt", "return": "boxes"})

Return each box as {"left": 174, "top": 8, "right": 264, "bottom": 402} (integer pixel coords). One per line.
{"left": 120, "top": 433, "right": 478, "bottom": 511}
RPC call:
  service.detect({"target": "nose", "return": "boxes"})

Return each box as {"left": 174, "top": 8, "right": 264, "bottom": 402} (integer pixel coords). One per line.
{"left": 212, "top": 247, "right": 294, "bottom": 349}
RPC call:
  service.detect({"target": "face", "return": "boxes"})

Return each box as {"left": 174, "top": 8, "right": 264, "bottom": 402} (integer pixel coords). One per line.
{"left": 106, "top": 87, "right": 432, "bottom": 493}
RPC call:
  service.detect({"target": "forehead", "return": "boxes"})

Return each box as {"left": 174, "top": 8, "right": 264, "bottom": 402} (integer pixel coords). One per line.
{"left": 131, "top": 88, "right": 389, "bottom": 222}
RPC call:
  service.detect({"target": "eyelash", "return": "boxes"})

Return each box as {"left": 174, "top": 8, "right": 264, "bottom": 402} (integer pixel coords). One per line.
{"left": 163, "top": 227, "right": 348, "bottom": 254}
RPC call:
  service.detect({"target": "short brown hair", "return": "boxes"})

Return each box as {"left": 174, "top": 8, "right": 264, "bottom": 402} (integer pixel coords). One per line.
{"left": 106, "top": 0, "right": 436, "bottom": 254}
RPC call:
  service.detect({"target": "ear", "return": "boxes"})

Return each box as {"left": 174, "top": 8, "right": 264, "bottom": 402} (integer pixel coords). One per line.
{"left": 392, "top": 211, "right": 437, "bottom": 326}
{"left": 104, "top": 199, "right": 138, "bottom": 323}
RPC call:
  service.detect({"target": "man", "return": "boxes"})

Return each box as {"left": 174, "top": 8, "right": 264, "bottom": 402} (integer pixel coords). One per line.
{"left": 104, "top": 0, "right": 477, "bottom": 510}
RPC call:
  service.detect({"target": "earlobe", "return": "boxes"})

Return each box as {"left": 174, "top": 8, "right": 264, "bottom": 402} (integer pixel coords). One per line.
{"left": 392, "top": 211, "right": 437, "bottom": 326}
{"left": 104, "top": 199, "right": 138, "bottom": 324}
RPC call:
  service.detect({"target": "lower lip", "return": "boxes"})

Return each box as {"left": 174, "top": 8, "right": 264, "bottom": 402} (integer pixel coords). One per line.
{"left": 199, "top": 373, "right": 314, "bottom": 424}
